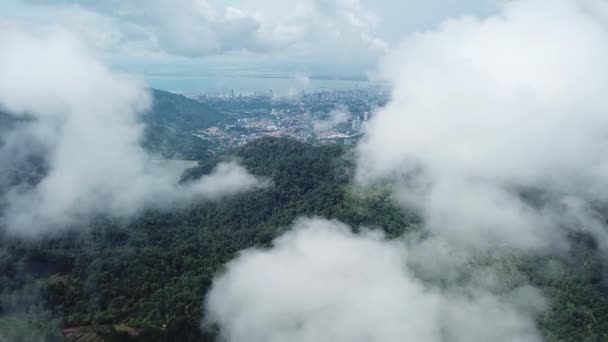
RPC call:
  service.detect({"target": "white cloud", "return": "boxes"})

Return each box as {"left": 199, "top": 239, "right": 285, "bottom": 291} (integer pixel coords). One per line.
{"left": 206, "top": 217, "right": 544, "bottom": 342}
{"left": 313, "top": 107, "right": 349, "bottom": 132}
{"left": 357, "top": 0, "right": 608, "bottom": 251}
{"left": 186, "top": 161, "right": 270, "bottom": 201}
{"left": 22, "top": 0, "right": 387, "bottom": 62}
{"left": 0, "top": 28, "right": 265, "bottom": 236}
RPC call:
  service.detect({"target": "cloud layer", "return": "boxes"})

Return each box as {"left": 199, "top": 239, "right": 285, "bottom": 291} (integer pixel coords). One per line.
{"left": 24, "top": 0, "right": 387, "bottom": 61}
{"left": 0, "top": 28, "right": 265, "bottom": 236}
{"left": 206, "top": 218, "right": 543, "bottom": 342}
{"left": 358, "top": 0, "right": 608, "bottom": 251}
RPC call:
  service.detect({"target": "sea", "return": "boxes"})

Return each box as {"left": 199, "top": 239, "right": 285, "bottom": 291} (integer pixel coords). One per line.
{"left": 144, "top": 73, "right": 371, "bottom": 96}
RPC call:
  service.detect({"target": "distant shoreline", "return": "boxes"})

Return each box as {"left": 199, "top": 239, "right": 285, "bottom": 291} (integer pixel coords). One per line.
{"left": 144, "top": 72, "right": 369, "bottom": 82}
{"left": 145, "top": 73, "right": 375, "bottom": 95}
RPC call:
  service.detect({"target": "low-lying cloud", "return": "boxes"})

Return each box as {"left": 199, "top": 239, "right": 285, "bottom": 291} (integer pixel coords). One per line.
{"left": 0, "top": 28, "right": 265, "bottom": 236}
{"left": 313, "top": 107, "right": 349, "bottom": 133}
{"left": 358, "top": 0, "right": 608, "bottom": 252}
{"left": 206, "top": 217, "right": 544, "bottom": 342}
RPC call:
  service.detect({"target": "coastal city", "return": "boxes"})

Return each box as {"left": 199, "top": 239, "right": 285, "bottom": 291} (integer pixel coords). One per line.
{"left": 193, "top": 86, "right": 389, "bottom": 151}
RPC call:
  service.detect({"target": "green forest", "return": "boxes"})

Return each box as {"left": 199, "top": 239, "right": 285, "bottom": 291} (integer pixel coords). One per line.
{"left": 1, "top": 138, "right": 608, "bottom": 341}
{"left": 141, "top": 89, "right": 223, "bottom": 160}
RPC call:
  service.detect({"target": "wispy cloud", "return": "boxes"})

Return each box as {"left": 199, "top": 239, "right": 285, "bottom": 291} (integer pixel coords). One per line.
{"left": 358, "top": 0, "right": 608, "bottom": 252}
{"left": 313, "top": 106, "right": 349, "bottom": 133}
{"left": 0, "top": 28, "right": 265, "bottom": 236}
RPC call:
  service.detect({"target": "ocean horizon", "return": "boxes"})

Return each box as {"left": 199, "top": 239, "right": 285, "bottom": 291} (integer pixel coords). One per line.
{"left": 145, "top": 73, "right": 371, "bottom": 96}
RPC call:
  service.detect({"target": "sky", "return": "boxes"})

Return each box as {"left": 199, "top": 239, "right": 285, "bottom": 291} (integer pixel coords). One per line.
{"left": 0, "top": 0, "right": 499, "bottom": 77}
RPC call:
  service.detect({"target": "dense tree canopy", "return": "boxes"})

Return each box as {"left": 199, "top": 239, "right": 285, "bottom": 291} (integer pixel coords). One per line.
{"left": 0, "top": 138, "right": 606, "bottom": 342}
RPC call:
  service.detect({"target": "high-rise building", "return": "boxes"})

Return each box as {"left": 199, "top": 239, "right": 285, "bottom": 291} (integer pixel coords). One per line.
{"left": 352, "top": 117, "right": 362, "bottom": 130}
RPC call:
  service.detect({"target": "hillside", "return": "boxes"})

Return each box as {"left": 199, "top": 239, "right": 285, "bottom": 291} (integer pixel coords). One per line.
{"left": 0, "top": 138, "right": 417, "bottom": 342}
{"left": 141, "top": 89, "right": 224, "bottom": 159}
{"left": 0, "top": 111, "right": 18, "bottom": 140}
{"left": 0, "top": 91, "right": 221, "bottom": 195}
{"left": 1, "top": 91, "right": 222, "bottom": 160}
{"left": 144, "top": 89, "right": 223, "bottom": 133}
{"left": 0, "top": 138, "right": 606, "bottom": 342}
{"left": 0, "top": 111, "right": 15, "bottom": 126}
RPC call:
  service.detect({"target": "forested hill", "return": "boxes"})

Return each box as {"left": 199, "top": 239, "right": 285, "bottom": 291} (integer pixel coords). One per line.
{"left": 0, "top": 91, "right": 222, "bottom": 160}
{"left": 0, "top": 138, "right": 607, "bottom": 342}
{"left": 145, "top": 90, "right": 222, "bottom": 132}
{"left": 0, "top": 111, "right": 15, "bottom": 126}
{"left": 0, "top": 90, "right": 222, "bottom": 134}
{"left": 0, "top": 111, "right": 18, "bottom": 138}
{"left": 141, "top": 89, "right": 223, "bottom": 160}
{"left": 0, "top": 91, "right": 221, "bottom": 196}
{"left": 0, "top": 138, "right": 417, "bottom": 342}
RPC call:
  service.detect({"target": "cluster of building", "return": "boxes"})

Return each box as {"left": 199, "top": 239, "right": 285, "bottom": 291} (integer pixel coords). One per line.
{"left": 194, "top": 86, "right": 388, "bottom": 151}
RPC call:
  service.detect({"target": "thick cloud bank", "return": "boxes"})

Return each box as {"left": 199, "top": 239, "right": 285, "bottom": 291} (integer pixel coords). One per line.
{"left": 0, "top": 29, "right": 265, "bottom": 236}
{"left": 358, "top": 0, "right": 608, "bottom": 251}
{"left": 206, "top": 218, "right": 543, "bottom": 342}
{"left": 25, "top": 0, "right": 386, "bottom": 60}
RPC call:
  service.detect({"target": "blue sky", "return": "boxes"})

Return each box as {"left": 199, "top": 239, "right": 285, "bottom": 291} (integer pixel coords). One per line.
{"left": 1, "top": 0, "right": 500, "bottom": 77}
